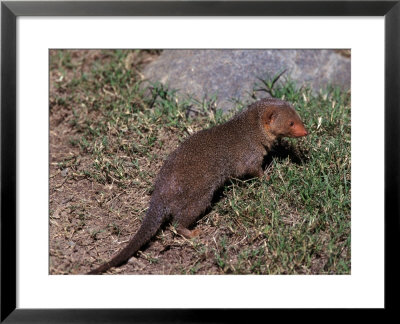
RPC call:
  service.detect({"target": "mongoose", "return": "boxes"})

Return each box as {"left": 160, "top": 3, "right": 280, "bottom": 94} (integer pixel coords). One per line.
{"left": 87, "top": 98, "right": 307, "bottom": 274}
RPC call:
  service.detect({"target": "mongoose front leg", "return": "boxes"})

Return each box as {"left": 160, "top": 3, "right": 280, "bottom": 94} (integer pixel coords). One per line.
{"left": 245, "top": 149, "right": 266, "bottom": 179}
{"left": 246, "top": 163, "right": 265, "bottom": 179}
{"left": 252, "top": 167, "right": 265, "bottom": 178}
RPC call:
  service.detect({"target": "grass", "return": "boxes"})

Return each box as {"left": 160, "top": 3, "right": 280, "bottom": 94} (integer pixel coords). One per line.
{"left": 49, "top": 49, "right": 350, "bottom": 274}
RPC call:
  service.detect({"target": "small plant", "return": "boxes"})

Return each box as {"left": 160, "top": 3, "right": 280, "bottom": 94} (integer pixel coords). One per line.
{"left": 254, "top": 68, "right": 287, "bottom": 97}
{"left": 90, "top": 229, "right": 104, "bottom": 241}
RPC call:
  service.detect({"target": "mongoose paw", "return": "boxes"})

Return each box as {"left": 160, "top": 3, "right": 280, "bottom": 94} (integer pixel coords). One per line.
{"left": 263, "top": 173, "right": 271, "bottom": 181}
{"left": 256, "top": 170, "right": 265, "bottom": 178}
{"left": 177, "top": 227, "right": 202, "bottom": 239}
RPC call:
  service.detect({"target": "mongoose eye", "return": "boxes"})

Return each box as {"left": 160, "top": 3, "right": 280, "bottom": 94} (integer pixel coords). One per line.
{"left": 290, "top": 121, "right": 294, "bottom": 127}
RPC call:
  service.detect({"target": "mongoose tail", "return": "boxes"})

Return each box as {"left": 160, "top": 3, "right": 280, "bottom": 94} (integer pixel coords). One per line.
{"left": 87, "top": 204, "right": 167, "bottom": 275}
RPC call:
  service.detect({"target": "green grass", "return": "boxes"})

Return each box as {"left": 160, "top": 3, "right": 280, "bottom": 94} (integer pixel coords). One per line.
{"left": 50, "top": 50, "right": 350, "bottom": 274}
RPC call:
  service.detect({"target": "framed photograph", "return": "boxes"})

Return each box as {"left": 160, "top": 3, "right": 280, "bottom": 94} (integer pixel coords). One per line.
{"left": 1, "top": 0, "right": 399, "bottom": 322}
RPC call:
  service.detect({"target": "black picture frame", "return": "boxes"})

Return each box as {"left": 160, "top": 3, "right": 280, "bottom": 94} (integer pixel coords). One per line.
{"left": 1, "top": 1, "right": 399, "bottom": 322}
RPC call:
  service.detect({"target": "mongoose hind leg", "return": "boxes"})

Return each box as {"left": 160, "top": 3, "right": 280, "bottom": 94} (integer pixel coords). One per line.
{"left": 172, "top": 194, "right": 212, "bottom": 239}
{"left": 177, "top": 227, "right": 202, "bottom": 239}
{"left": 174, "top": 210, "right": 204, "bottom": 239}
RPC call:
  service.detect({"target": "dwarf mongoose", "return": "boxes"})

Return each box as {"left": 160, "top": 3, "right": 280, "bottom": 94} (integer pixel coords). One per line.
{"left": 87, "top": 98, "right": 307, "bottom": 274}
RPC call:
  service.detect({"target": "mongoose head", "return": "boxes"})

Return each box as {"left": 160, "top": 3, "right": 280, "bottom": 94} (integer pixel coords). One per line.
{"left": 262, "top": 101, "right": 308, "bottom": 138}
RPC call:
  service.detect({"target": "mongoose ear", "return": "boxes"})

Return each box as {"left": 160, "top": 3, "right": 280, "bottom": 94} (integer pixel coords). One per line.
{"left": 265, "top": 110, "right": 275, "bottom": 124}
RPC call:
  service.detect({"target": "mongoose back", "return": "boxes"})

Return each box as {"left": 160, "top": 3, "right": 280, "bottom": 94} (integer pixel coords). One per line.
{"left": 87, "top": 98, "right": 307, "bottom": 274}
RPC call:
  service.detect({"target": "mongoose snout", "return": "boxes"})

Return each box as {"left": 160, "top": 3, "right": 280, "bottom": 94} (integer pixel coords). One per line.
{"left": 87, "top": 97, "right": 307, "bottom": 274}
{"left": 290, "top": 124, "right": 308, "bottom": 137}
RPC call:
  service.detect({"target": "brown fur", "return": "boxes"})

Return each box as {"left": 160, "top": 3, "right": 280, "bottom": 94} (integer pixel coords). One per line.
{"left": 87, "top": 98, "right": 307, "bottom": 274}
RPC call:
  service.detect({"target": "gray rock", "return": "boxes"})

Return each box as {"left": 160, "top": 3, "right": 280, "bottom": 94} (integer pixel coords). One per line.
{"left": 142, "top": 49, "right": 350, "bottom": 112}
